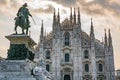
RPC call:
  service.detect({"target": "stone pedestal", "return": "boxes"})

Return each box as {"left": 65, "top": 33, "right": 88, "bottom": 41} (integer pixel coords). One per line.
{"left": 0, "top": 60, "right": 36, "bottom": 80}
{"left": 5, "top": 34, "right": 36, "bottom": 60}
{"left": 0, "top": 34, "right": 38, "bottom": 80}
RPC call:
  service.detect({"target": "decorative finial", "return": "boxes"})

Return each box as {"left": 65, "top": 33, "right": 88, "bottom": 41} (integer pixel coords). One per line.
{"left": 78, "top": 7, "right": 81, "bottom": 24}
{"left": 90, "top": 18, "right": 95, "bottom": 41}
{"left": 53, "top": 8, "right": 56, "bottom": 23}
{"left": 74, "top": 8, "right": 76, "bottom": 24}
{"left": 40, "top": 19, "right": 44, "bottom": 37}
{"left": 104, "top": 28, "right": 107, "bottom": 46}
{"left": 57, "top": 8, "right": 60, "bottom": 23}
{"left": 108, "top": 28, "right": 112, "bottom": 46}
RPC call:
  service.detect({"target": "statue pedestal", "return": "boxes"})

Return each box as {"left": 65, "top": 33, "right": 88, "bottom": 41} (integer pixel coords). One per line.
{"left": 0, "top": 34, "right": 37, "bottom": 80}
{"left": 5, "top": 34, "right": 36, "bottom": 60}
{"left": 0, "top": 60, "right": 36, "bottom": 80}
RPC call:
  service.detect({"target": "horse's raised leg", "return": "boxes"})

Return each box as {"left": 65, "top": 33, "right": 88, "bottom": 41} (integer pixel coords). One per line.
{"left": 14, "top": 25, "right": 18, "bottom": 34}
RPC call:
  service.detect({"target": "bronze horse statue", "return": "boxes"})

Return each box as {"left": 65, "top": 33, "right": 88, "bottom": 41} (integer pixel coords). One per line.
{"left": 14, "top": 12, "right": 29, "bottom": 34}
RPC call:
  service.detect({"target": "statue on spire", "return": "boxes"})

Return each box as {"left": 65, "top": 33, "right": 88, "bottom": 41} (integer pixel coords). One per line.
{"left": 14, "top": 3, "right": 32, "bottom": 34}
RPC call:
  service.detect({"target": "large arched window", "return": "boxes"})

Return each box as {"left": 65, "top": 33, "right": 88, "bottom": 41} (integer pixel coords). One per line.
{"left": 46, "top": 50, "right": 50, "bottom": 59}
{"left": 64, "top": 32, "right": 70, "bottom": 46}
{"left": 46, "top": 64, "right": 50, "bottom": 72}
{"left": 85, "top": 64, "right": 89, "bottom": 72}
{"left": 99, "top": 64, "right": 103, "bottom": 72}
{"left": 84, "top": 50, "right": 89, "bottom": 59}
{"left": 65, "top": 53, "right": 69, "bottom": 62}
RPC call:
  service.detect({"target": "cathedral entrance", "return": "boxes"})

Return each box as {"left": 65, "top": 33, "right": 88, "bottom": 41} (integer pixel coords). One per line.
{"left": 64, "top": 75, "right": 70, "bottom": 80}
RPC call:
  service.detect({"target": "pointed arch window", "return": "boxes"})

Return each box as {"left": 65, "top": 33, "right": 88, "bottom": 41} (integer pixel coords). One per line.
{"left": 64, "top": 32, "right": 70, "bottom": 46}
{"left": 99, "top": 64, "right": 103, "bottom": 72}
{"left": 85, "top": 64, "right": 89, "bottom": 72}
{"left": 46, "top": 50, "right": 50, "bottom": 59}
{"left": 84, "top": 50, "right": 89, "bottom": 59}
{"left": 46, "top": 64, "right": 50, "bottom": 72}
{"left": 65, "top": 53, "right": 69, "bottom": 62}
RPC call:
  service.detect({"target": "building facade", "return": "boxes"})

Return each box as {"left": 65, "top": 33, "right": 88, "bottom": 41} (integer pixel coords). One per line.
{"left": 35, "top": 8, "right": 115, "bottom": 80}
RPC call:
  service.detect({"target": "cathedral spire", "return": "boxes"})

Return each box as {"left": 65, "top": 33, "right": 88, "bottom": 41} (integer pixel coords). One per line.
{"left": 104, "top": 29, "right": 107, "bottom": 47}
{"left": 40, "top": 20, "right": 44, "bottom": 37}
{"left": 108, "top": 29, "right": 112, "bottom": 47}
{"left": 53, "top": 8, "right": 56, "bottom": 24}
{"left": 90, "top": 18, "right": 95, "bottom": 46}
{"left": 39, "top": 20, "right": 44, "bottom": 44}
{"left": 78, "top": 7, "right": 81, "bottom": 25}
{"left": 57, "top": 8, "right": 60, "bottom": 23}
{"left": 74, "top": 8, "right": 76, "bottom": 24}
{"left": 90, "top": 18, "right": 94, "bottom": 38}
{"left": 70, "top": 7, "right": 72, "bottom": 24}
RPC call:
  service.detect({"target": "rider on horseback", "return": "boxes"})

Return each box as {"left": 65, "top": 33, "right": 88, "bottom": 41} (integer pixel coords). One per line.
{"left": 17, "top": 3, "right": 32, "bottom": 28}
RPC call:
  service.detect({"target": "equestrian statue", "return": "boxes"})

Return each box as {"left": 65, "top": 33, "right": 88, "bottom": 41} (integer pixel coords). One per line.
{"left": 14, "top": 3, "right": 32, "bottom": 34}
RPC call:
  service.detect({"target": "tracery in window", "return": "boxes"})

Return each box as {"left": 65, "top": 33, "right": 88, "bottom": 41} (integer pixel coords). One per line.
{"left": 65, "top": 53, "right": 69, "bottom": 62}
{"left": 46, "top": 50, "right": 50, "bottom": 59}
{"left": 85, "top": 64, "right": 89, "bottom": 72}
{"left": 84, "top": 50, "right": 89, "bottom": 59}
{"left": 64, "top": 32, "right": 70, "bottom": 46}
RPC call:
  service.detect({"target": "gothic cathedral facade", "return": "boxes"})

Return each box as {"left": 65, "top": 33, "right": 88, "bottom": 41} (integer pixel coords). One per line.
{"left": 35, "top": 8, "right": 115, "bottom": 80}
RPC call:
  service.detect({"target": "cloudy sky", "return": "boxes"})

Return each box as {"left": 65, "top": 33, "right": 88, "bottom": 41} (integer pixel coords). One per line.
{"left": 0, "top": 0, "right": 120, "bottom": 70}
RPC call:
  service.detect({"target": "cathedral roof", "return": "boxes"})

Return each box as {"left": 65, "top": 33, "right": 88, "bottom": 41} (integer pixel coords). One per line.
{"left": 81, "top": 31, "right": 105, "bottom": 57}
{"left": 61, "top": 18, "right": 72, "bottom": 30}
{"left": 81, "top": 31, "right": 90, "bottom": 47}
{"left": 95, "top": 40, "right": 105, "bottom": 57}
